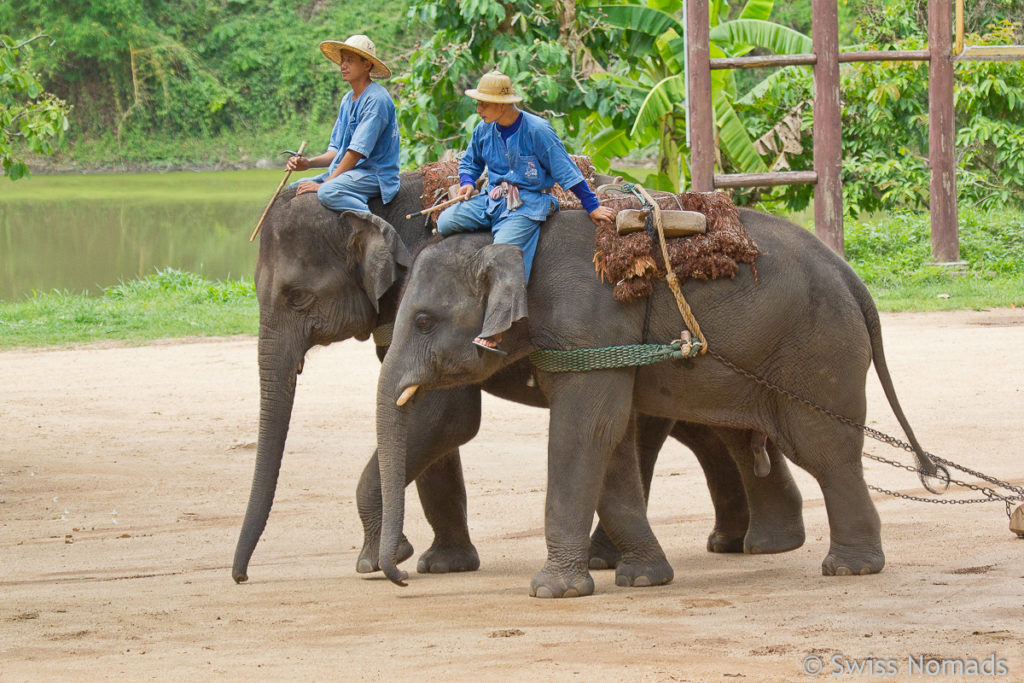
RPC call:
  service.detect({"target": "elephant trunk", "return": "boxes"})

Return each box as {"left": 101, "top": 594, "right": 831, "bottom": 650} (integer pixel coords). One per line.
{"left": 232, "top": 324, "right": 300, "bottom": 583}
{"left": 376, "top": 363, "right": 410, "bottom": 586}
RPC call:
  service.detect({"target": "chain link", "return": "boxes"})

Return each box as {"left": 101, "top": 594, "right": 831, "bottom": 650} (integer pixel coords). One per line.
{"left": 707, "top": 350, "right": 1024, "bottom": 517}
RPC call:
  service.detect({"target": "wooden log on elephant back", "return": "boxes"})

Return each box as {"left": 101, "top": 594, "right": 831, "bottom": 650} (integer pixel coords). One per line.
{"left": 615, "top": 209, "right": 707, "bottom": 237}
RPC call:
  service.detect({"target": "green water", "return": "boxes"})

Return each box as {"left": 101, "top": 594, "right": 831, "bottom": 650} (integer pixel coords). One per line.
{"left": 0, "top": 169, "right": 322, "bottom": 301}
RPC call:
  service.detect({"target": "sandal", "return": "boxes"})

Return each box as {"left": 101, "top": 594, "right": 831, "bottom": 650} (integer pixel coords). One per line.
{"left": 472, "top": 336, "right": 508, "bottom": 356}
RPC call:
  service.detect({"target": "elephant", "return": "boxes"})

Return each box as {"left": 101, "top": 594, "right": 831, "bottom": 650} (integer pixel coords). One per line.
{"left": 232, "top": 174, "right": 804, "bottom": 584}
{"left": 375, "top": 206, "right": 941, "bottom": 598}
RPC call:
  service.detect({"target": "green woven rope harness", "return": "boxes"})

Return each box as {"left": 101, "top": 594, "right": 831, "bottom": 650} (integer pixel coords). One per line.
{"left": 529, "top": 339, "right": 703, "bottom": 373}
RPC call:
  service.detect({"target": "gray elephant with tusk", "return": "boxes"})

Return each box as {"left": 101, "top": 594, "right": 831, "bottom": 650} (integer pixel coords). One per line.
{"left": 233, "top": 173, "right": 805, "bottom": 585}
{"left": 375, "top": 206, "right": 940, "bottom": 597}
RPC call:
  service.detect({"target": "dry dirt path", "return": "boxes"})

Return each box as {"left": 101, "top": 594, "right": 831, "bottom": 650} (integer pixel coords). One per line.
{"left": 2, "top": 309, "right": 1023, "bottom": 681}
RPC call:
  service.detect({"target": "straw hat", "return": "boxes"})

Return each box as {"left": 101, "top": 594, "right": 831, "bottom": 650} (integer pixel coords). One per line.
{"left": 465, "top": 71, "right": 522, "bottom": 104}
{"left": 320, "top": 35, "right": 391, "bottom": 79}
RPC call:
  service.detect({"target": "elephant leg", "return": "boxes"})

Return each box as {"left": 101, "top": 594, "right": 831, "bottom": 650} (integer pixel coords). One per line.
{"left": 670, "top": 422, "right": 750, "bottom": 554}
{"left": 818, "top": 459, "right": 884, "bottom": 575}
{"left": 712, "top": 429, "right": 805, "bottom": 555}
{"left": 356, "top": 386, "right": 481, "bottom": 574}
{"left": 588, "top": 413, "right": 674, "bottom": 569}
{"left": 598, "top": 415, "right": 674, "bottom": 589}
{"left": 532, "top": 371, "right": 669, "bottom": 598}
{"left": 413, "top": 450, "right": 480, "bottom": 574}
{"left": 778, "top": 420, "right": 883, "bottom": 575}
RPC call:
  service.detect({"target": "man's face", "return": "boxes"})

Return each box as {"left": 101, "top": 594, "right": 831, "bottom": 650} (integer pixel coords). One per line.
{"left": 476, "top": 101, "right": 507, "bottom": 124}
{"left": 339, "top": 51, "right": 372, "bottom": 83}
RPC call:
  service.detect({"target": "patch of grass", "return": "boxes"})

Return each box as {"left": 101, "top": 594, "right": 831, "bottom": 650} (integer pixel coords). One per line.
{"left": 1, "top": 207, "right": 1021, "bottom": 349}
{"left": 0, "top": 268, "right": 257, "bottom": 349}
{"left": 844, "top": 206, "right": 1024, "bottom": 311}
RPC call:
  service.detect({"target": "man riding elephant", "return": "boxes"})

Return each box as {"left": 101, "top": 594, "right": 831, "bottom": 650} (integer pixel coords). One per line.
{"left": 285, "top": 34, "right": 400, "bottom": 213}
{"left": 437, "top": 71, "right": 616, "bottom": 354}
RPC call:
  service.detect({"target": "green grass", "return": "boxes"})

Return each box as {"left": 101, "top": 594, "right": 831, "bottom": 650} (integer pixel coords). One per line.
{"left": 0, "top": 268, "right": 257, "bottom": 349}
{"left": 1, "top": 207, "right": 1021, "bottom": 349}
{"left": 844, "top": 206, "right": 1024, "bottom": 311}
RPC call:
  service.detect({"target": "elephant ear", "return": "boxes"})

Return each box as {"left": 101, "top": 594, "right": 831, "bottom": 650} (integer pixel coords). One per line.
{"left": 474, "top": 243, "right": 528, "bottom": 340}
{"left": 343, "top": 210, "right": 411, "bottom": 310}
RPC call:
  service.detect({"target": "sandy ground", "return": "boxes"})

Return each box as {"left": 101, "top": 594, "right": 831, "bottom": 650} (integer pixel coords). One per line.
{"left": 2, "top": 308, "right": 1023, "bottom": 681}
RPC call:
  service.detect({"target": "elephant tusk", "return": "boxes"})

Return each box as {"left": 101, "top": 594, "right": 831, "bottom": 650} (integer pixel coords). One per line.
{"left": 396, "top": 385, "right": 419, "bottom": 406}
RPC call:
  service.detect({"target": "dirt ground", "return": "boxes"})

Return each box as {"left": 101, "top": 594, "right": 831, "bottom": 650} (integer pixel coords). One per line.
{"left": 2, "top": 308, "right": 1023, "bottom": 681}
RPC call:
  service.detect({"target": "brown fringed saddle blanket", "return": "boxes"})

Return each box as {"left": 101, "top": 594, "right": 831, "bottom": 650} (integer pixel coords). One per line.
{"left": 593, "top": 189, "right": 758, "bottom": 302}
{"left": 415, "top": 155, "right": 597, "bottom": 227}
{"left": 414, "top": 157, "right": 757, "bottom": 303}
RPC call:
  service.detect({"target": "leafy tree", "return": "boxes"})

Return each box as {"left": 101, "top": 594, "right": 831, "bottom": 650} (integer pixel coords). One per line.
{"left": 593, "top": 0, "right": 812, "bottom": 191}
{"left": 394, "top": 0, "right": 630, "bottom": 166}
{"left": 0, "top": 34, "right": 70, "bottom": 180}
{"left": 0, "top": 0, "right": 425, "bottom": 165}
{"left": 732, "top": 3, "right": 1024, "bottom": 213}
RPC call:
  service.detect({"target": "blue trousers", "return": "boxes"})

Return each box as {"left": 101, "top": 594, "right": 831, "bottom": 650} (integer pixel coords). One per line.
{"left": 436, "top": 194, "right": 542, "bottom": 283}
{"left": 290, "top": 171, "right": 381, "bottom": 213}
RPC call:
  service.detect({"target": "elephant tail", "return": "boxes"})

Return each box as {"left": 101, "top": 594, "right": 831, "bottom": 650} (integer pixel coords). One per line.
{"left": 852, "top": 276, "right": 942, "bottom": 485}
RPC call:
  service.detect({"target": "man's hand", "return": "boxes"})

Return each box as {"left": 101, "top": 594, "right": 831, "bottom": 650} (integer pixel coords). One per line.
{"left": 295, "top": 181, "right": 320, "bottom": 195}
{"left": 286, "top": 155, "right": 310, "bottom": 172}
{"left": 588, "top": 205, "right": 616, "bottom": 225}
{"left": 456, "top": 183, "right": 475, "bottom": 201}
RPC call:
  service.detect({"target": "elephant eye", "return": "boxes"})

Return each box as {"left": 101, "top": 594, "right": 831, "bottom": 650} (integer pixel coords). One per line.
{"left": 285, "top": 288, "right": 314, "bottom": 311}
{"left": 414, "top": 312, "right": 434, "bottom": 333}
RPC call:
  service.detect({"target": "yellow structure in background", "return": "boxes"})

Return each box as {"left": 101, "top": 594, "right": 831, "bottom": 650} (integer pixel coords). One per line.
{"left": 954, "top": 0, "right": 1024, "bottom": 60}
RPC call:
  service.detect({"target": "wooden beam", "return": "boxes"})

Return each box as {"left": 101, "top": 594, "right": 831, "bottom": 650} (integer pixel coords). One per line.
{"left": 710, "top": 54, "right": 816, "bottom": 69}
{"left": 812, "top": 0, "right": 844, "bottom": 256}
{"left": 686, "top": 0, "right": 714, "bottom": 192}
{"left": 929, "top": 0, "right": 960, "bottom": 262}
{"left": 713, "top": 171, "right": 818, "bottom": 188}
{"left": 838, "top": 49, "right": 931, "bottom": 62}
{"left": 956, "top": 45, "right": 1024, "bottom": 61}
{"left": 709, "top": 51, "right": 929, "bottom": 71}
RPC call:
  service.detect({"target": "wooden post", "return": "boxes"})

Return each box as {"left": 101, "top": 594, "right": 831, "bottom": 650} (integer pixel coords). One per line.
{"left": 929, "top": 0, "right": 960, "bottom": 262}
{"left": 812, "top": 0, "right": 844, "bottom": 256}
{"left": 686, "top": 0, "right": 714, "bottom": 192}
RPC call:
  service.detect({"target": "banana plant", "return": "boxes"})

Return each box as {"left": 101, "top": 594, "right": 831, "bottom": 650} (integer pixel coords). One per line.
{"left": 587, "top": 0, "right": 812, "bottom": 191}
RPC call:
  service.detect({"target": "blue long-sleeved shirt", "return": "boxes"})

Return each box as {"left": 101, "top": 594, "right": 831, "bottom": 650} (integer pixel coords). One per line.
{"left": 456, "top": 111, "right": 594, "bottom": 221}
{"left": 324, "top": 81, "right": 401, "bottom": 204}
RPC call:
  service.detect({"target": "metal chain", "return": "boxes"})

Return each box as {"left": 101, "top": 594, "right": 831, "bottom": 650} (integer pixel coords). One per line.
{"left": 707, "top": 350, "right": 1024, "bottom": 516}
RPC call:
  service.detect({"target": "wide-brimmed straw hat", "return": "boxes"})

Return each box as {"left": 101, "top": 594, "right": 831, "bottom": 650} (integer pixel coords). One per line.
{"left": 320, "top": 35, "right": 391, "bottom": 79}
{"left": 465, "top": 71, "right": 522, "bottom": 104}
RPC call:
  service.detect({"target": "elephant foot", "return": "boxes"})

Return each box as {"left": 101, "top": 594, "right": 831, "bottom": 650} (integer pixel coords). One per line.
{"left": 707, "top": 529, "right": 746, "bottom": 554}
{"left": 355, "top": 533, "right": 414, "bottom": 574}
{"left": 614, "top": 554, "right": 674, "bottom": 588}
{"left": 416, "top": 542, "right": 480, "bottom": 574}
{"left": 821, "top": 542, "right": 885, "bottom": 576}
{"left": 744, "top": 519, "right": 806, "bottom": 555}
{"left": 588, "top": 527, "right": 620, "bottom": 570}
{"left": 529, "top": 562, "right": 594, "bottom": 599}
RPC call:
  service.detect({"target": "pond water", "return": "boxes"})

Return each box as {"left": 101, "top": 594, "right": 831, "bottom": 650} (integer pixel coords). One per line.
{"left": 0, "top": 169, "right": 321, "bottom": 301}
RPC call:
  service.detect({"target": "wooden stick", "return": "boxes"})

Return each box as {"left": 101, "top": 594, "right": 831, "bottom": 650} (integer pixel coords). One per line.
{"left": 249, "top": 140, "right": 307, "bottom": 242}
{"left": 405, "top": 192, "right": 472, "bottom": 220}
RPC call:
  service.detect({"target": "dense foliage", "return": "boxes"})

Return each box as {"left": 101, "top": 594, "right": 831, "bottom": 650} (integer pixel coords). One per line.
{"left": 0, "top": 33, "right": 70, "bottom": 179}
{"left": 733, "top": 0, "right": 1024, "bottom": 213}
{"left": 0, "top": 0, "right": 424, "bottom": 165}
{"left": 4, "top": 0, "right": 1022, "bottom": 217}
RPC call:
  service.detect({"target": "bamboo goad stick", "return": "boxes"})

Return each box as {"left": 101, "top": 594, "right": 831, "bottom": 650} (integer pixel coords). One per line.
{"left": 249, "top": 140, "right": 308, "bottom": 242}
